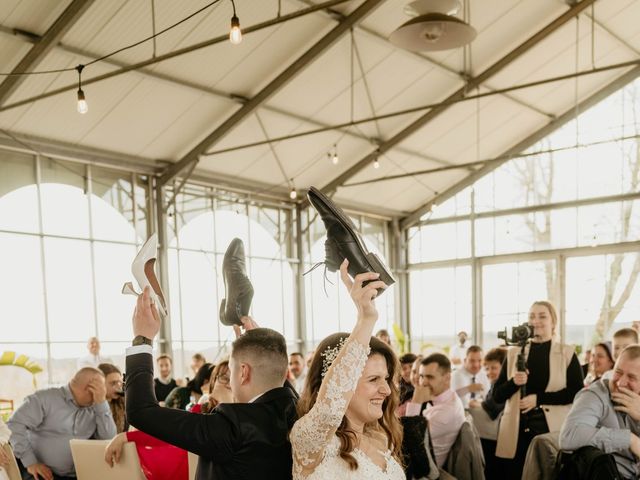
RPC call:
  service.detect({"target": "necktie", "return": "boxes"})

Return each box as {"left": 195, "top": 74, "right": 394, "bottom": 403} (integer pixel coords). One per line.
{"left": 470, "top": 376, "right": 476, "bottom": 399}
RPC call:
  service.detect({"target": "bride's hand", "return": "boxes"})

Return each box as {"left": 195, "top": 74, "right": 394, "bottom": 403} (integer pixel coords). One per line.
{"left": 339, "top": 259, "right": 386, "bottom": 325}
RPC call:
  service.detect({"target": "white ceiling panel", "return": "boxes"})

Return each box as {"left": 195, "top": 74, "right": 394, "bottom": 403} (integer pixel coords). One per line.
{"left": 0, "top": 0, "right": 639, "bottom": 218}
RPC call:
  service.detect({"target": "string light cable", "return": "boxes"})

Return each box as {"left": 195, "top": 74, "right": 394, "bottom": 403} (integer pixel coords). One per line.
{"left": 0, "top": 0, "right": 242, "bottom": 111}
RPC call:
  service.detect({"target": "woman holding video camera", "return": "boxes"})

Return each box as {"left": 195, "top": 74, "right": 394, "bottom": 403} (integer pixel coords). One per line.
{"left": 493, "top": 301, "right": 583, "bottom": 479}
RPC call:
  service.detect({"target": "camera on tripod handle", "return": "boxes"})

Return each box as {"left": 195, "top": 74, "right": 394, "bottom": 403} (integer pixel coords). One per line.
{"left": 497, "top": 323, "right": 534, "bottom": 347}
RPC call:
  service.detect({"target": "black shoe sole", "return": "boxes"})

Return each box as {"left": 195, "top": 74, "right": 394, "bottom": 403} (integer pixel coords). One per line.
{"left": 308, "top": 187, "right": 396, "bottom": 291}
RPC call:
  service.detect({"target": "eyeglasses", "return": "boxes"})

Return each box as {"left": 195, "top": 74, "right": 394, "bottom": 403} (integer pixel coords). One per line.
{"left": 216, "top": 374, "right": 230, "bottom": 385}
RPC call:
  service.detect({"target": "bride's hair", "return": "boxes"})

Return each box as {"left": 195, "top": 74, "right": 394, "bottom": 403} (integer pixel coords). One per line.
{"left": 297, "top": 332, "right": 403, "bottom": 470}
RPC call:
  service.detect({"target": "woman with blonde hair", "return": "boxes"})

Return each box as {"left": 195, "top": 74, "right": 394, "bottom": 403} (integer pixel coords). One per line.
{"left": 291, "top": 260, "right": 403, "bottom": 479}
{"left": 493, "top": 300, "right": 583, "bottom": 478}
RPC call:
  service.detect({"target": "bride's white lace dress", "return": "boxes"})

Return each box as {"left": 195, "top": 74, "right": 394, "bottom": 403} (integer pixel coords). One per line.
{"left": 290, "top": 338, "right": 404, "bottom": 479}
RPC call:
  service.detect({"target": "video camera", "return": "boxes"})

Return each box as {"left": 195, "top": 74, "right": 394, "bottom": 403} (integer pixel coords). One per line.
{"left": 497, "top": 323, "right": 534, "bottom": 394}
{"left": 497, "top": 323, "right": 534, "bottom": 347}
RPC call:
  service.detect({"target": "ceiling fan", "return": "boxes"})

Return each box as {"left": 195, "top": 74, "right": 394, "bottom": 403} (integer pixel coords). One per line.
{"left": 389, "top": 0, "right": 477, "bottom": 52}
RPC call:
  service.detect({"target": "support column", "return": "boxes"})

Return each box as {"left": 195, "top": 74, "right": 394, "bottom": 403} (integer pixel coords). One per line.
{"left": 154, "top": 179, "right": 173, "bottom": 356}
{"left": 391, "top": 219, "right": 410, "bottom": 353}
{"left": 293, "top": 204, "right": 308, "bottom": 352}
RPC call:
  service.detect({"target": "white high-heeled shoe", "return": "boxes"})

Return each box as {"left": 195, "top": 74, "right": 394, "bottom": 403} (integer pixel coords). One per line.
{"left": 122, "top": 233, "right": 168, "bottom": 319}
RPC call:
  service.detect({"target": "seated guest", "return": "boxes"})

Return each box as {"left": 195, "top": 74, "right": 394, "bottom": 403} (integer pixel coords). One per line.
{"left": 404, "top": 353, "right": 465, "bottom": 467}
{"left": 154, "top": 354, "right": 177, "bottom": 403}
{"left": 399, "top": 352, "right": 418, "bottom": 405}
{"left": 613, "top": 328, "right": 639, "bottom": 361}
{"left": 468, "top": 347, "right": 507, "bottom": 479}
{"left": 585, "top": 341, "right": 614, "bottom": 386}
{"left": 194, "top": 360, "right": 233, "bottom": 413}
{"left": 581, "top": 348, "right": 592, "bottom": 378}
{"left": 397, "top": 354, "right": 423, "bottom": 416}
{"left": 599, "top": 328, "right": 639, "bottom": 384}
{"left": 165, "top": 362, "right": 213, "bottom": 410}
{"left": 190, "top": 353, "right": 206, "bottom": 378}
{"left": 288, "top": 352, "right": 307, "bottom": 394}
{"left": 560, "top": 345, "right": 640, "bottom": 479}
{"left": 451, "top": 345, "right": 491, "bottom": 408}
{"left": 125, "top": 287, "right": 298, "bottom": 479}
{"left": 375, "top": 328, "right": 392, "bottom": 346}
{"left": 77, "top": 336, "right": 112, "bottom": 369}
{"left": 8, "top": 367, "right": 116, "bottom": 479}
{"left": 98, "top": 363, "right": 127, "bottom": 433}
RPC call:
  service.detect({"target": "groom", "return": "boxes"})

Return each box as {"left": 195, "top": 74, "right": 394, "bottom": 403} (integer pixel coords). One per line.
{"left": 124, "top": 287, "right": 298, "bottom": 479}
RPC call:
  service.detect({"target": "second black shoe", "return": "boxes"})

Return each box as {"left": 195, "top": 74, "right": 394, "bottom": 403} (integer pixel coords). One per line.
{"left": 307, "top": 186, "right": 395, "bottom": 295}
{"left": 220, "top": 238, "right": 254, "bottom": 326}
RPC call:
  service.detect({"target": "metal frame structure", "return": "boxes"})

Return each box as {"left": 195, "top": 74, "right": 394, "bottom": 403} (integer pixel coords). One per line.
{"left": 319, "top": 0, "right": 598, "bottom": 196}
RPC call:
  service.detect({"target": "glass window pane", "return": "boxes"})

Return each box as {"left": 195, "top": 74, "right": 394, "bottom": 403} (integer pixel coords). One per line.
{"left": 175, "top": 250, "right": 219, "bottom": 342}
{"left": 409, "top": 266, "right": 472, "bottom": 350}
{"left": 40, "top": 183, "right": 90, "bottom": 237}
{"left": 418, "top": 221, "right": 470, "bottom": 262}
{"left": 91, "top": 168, "right": 137, "bottom": 243}
{"left": 0, "top": 233, "right": 46, "bottom": 341}
{"left": 0, "top": 183, "right": 39, "bottom": 233}
{"left": 44, "top": 238, "right": 95, "bottom": 341}
{"left": 566, "top": 253, "right": 640, "bottom": 349}
{"left": 94, "top": 242, "right": 138, "bottom": 341}
{"left": 482, "top": 260, "right": 557, "bottom": 350}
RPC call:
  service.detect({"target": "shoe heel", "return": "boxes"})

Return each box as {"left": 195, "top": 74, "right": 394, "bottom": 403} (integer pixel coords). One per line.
{"left": 365, "top": 252, "right": 396, "bottom": 287}
{"left": 122, "top": 282, "right": 138, "bottom": 296}
{"left": 219, "top": 298, "right": 227, "bottom": 325}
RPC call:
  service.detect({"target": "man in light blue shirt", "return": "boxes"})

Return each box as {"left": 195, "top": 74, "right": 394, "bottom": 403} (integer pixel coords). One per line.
{"left": 560, "top": 345, "right": 640, "bottom": 479}
{"left": 8, "top": 367, "right": 117, "bottom": 479}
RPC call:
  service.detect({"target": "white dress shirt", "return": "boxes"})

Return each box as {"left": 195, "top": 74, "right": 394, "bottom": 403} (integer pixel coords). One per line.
{"left": 77, "top": 354, "right": 113, "bottom": 369}
{"left": 451, "top": 367, "right": 491, "bottom": 408}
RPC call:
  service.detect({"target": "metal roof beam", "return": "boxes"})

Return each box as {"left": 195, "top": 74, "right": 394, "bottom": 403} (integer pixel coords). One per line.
{"left": 0, "top": 0, "right": 94, "bottom": 106}
{"left": 400, "top": 63, "right": 640, "bottom": 229}
{"left": 294, "top": 0, "right": 555, "bottom": 119}
{"left": 0, "top": 26, "right": 445, "bottom": 168}
{"left": 158, "top": 0, "right": 385, "bottom": 186}
{"left": 319, "top": 0, "right": 597, "bottom": 195}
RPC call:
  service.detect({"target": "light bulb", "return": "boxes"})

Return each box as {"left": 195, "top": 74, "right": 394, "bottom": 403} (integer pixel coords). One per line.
{"left": 373, "top": 158, "right": 380, "bottom": 169}
{"left": 289, "top": 188, "right": 297, "bottom": 200}
{"left": 229, "top": 15, "right": 242, "bottom": 44}
{"left": 332, "top": 153, "right": 339, "bottom": 165}
{"left": 422, "top": 22, "right": 444, "bottom": 42}
{"left": 77, "top": 88, "right": 88, "bottom": 114}
{"left": 430, "top": 202, "right": 438, "bottom": 213}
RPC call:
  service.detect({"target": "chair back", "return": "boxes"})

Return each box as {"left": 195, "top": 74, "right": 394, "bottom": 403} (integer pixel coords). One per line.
{"left": 188, "top": 451, "right": 198, "bottom": 480}
{"left": 1, "top": 443, "right": 20, "bottom": 480}
{"left": 70, "top": 439, "right": 146, "bottom": 480}
{"left": 445, "top": 419, "right": 486, "bottom": 480}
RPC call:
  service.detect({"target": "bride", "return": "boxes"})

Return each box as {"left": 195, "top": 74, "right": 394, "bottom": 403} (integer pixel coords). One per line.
{"left": 291, "top": 260, "right": 404, "bottom": 479}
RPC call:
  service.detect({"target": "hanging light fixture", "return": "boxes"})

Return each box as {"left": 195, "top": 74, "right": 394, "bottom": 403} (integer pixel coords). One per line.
{"left": 229, "top": 0, "right": 242, "bottom": 45}
{"left": 390, "top": 0, "right": 476, "bottom": 52}
{"left": 332, "top": 144, "right": 339, "bottom": 165}
{"left": 75, "top": 64, "right": 88, "bottom": 114}
{"left": 289, "top": 180, "right": 297, "bottom": 200}
{"left": 373, "top": 147, "right": 381, "bottom": 169}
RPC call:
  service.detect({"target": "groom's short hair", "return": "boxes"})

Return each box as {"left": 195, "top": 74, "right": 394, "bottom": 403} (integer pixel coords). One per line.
{"left": 232, "top": 328, "right": 288, "bottom": 384}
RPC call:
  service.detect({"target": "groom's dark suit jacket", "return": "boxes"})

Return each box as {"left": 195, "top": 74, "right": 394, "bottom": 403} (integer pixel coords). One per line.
{"left": 126, "top": 352, "right": 298, "bottom": 480}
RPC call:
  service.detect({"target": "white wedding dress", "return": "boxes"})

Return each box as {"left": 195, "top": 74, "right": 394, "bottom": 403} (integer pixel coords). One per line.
{"left": 290, "top": 339, "right": 404, "bottom": 480}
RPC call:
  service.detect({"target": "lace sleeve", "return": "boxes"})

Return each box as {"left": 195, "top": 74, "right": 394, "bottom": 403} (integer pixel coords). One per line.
{"left": 291, "top": 337, "right": 370, "bottom": 474}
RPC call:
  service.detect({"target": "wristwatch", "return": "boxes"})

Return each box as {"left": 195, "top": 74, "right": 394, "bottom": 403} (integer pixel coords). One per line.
{"left": 132, "top": 335, "right": 152, "bottom": 346}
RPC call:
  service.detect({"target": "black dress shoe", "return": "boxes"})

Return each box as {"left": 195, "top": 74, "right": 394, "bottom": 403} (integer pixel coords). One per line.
{"left": 307, "top": 187, "right": 395, "bottom": 294}
{"left": 220, "top": 238, "right": 254, "bottom": 326}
